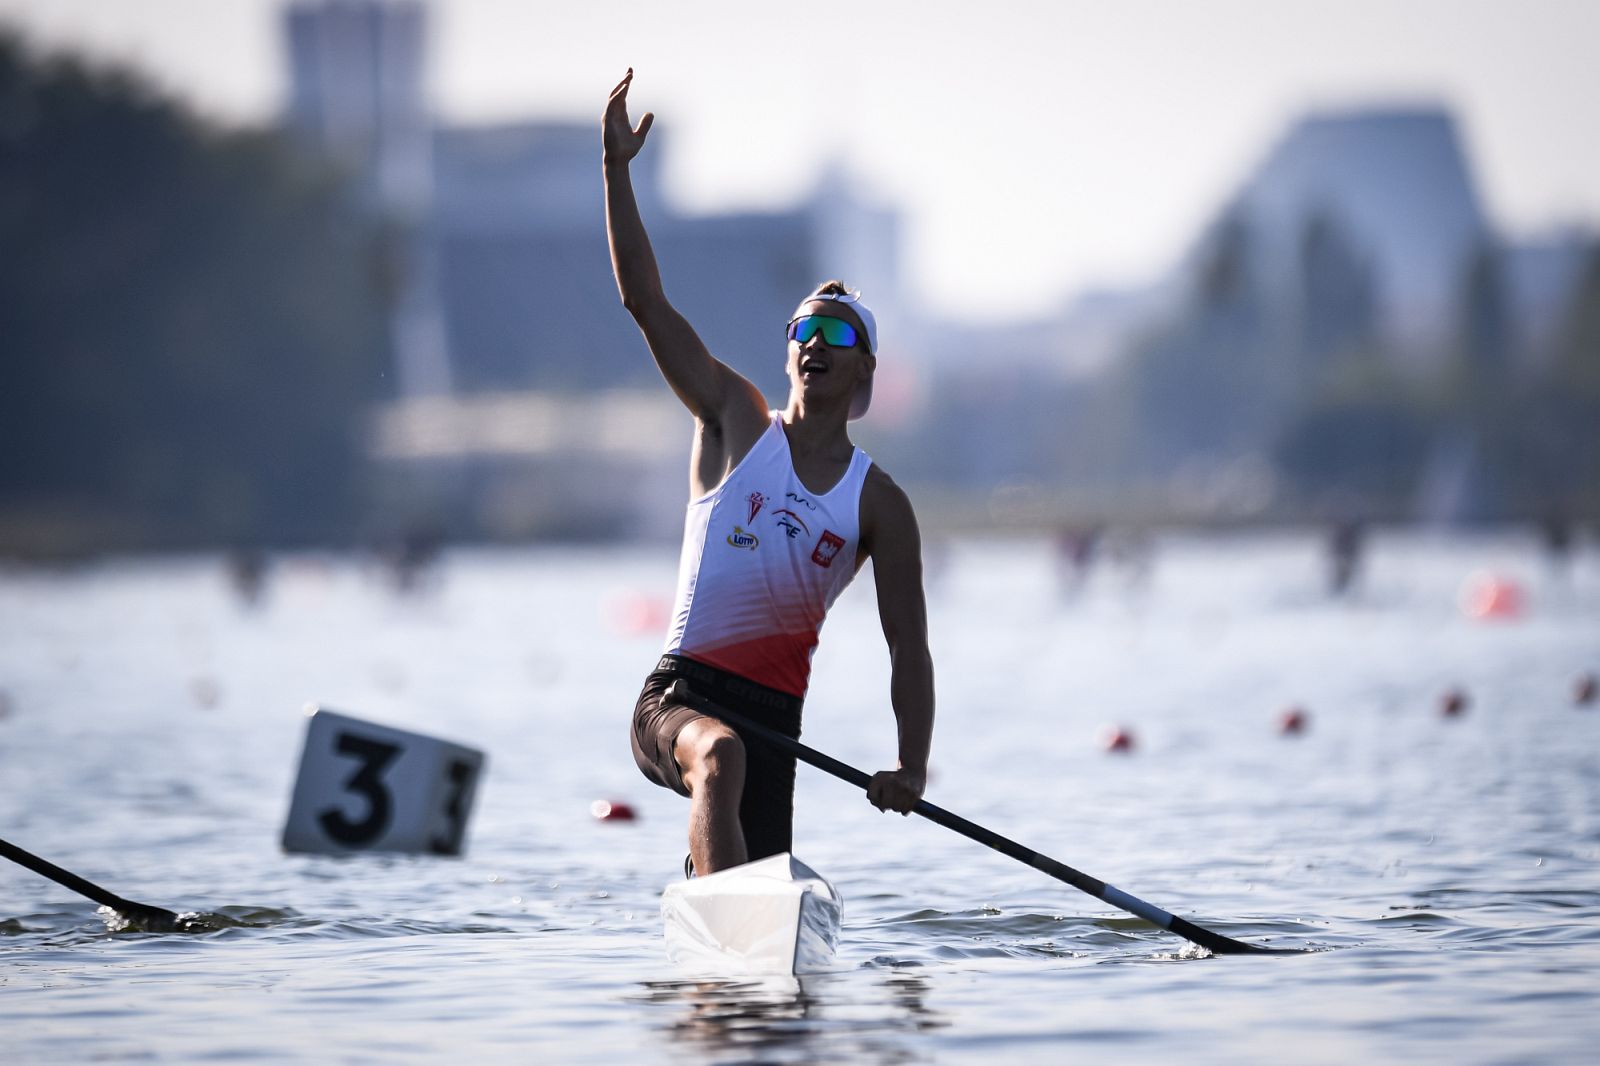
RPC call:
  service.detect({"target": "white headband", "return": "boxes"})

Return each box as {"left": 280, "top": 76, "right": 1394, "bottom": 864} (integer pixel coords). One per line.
{"left": 794, "top": 290, "right": 877, "bottom": 354}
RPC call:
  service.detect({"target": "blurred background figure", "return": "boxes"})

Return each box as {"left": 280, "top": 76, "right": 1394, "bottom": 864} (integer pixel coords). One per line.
{"left": 1327, "top": 518, "right": 1365, "bottom": 598}
{"left": 1105, "top": 527, "right": 1155, "bottom": 595}
{"left": 1053, "top": 523, "right": 1102, "bottom": 599}
{"left": 1539, "top": 510, "right": 1574, "bottom": 577}
{"left": 381, "top": 521, "right": 445, "bottom": 595}
{"left": 226, "top": 547, "right": 270, "bottom": 609}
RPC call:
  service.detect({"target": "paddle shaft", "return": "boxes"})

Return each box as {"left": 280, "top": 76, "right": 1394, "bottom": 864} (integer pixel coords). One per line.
{"left": 0, "top": 835, "right": 181, "bottom": 928}
{"left": 666, "top": 681, "right": 1270, "bottom": 956}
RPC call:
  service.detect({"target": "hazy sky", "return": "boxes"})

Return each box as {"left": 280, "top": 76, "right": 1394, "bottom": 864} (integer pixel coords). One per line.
{"left": 3, "top": 0, "right": 1597, "bottom": 320}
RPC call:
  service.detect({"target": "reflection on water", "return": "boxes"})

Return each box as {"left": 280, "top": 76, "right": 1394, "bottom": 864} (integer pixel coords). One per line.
{"left": 641, "top": 976, "right": 824, "bottom": 1060}
{"left": 639, "top": 969, "right": 945, "bottom": 1063}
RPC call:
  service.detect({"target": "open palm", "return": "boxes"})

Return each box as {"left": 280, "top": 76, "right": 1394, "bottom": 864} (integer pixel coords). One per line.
{"left": 603, "top": 68, "right": 654, "bottom": 165}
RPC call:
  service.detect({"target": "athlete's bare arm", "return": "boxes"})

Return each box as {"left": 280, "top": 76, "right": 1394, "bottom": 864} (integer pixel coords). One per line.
{"left": 603, "top": 70, "right": 766, "bottom": 493}
{"left": 859, "top": 465, "right": 935, "bottom": 815}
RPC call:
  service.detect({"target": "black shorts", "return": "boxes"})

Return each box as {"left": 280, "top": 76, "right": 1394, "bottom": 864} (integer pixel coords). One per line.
{"left": 631, "top": 654, "right": 804, "bottom": 861}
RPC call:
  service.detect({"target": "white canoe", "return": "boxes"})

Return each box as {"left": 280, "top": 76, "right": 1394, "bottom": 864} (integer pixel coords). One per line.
{"left": 661, "top": 852, "right": 842, "bottom": 975}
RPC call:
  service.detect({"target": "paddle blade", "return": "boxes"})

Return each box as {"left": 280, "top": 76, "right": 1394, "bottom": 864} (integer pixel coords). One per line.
{"left": 100, "top": 902, "right": 188, "bottom": 934}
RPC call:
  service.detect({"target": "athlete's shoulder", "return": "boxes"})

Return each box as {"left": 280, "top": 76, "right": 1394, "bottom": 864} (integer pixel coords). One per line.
{"left": 710, "top": 384, "right": 775, "bottom": 450}
{"left": 860, "top": 464, "right": 919, "bottom": 547}
{"left": 861, "top": 461, "right": 904, "bottom": 498}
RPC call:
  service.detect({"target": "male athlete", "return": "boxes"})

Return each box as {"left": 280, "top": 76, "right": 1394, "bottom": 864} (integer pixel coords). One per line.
{"left": 604, "top": 70, "right": 935, "bottom": 876}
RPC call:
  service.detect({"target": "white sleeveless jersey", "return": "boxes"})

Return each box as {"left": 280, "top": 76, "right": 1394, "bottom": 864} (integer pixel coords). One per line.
{"left": 664, "top": 414, "right": 873, "bottom": 697}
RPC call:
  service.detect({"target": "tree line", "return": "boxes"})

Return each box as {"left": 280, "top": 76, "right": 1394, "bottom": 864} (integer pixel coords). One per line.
{"left": 0, "top": 32, "right": 390, "bottom": 558}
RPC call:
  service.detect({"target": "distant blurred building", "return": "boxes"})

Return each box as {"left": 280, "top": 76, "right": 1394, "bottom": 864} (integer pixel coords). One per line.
{"left": 284, "top": 0, "right": 429, "bottom": 213}
{"left": 432, "top": 120, "right": 807, "bottom": 395}
{"left": 1205, "top": 109, "right": 1490, "bottom": 360}
{"left": 280, "top": 1, "right": 904, "bottom": 540}
{"left": 428, "top": 121, "right": 652, "bottom": 394}
{"left": 284, "top": 0, "right": 450, "bottom": 398}
{"left": 1501, "top": 229, "right": 1597, "bottom": 371}
{"left": 880, "top": 105, "right": 1598, "bottom": 527}
{"left": 282, "top": 9, "right": 1592, "bottom": 534}
{"left": 407, "top": 121, "right": 904, "bottom": 538}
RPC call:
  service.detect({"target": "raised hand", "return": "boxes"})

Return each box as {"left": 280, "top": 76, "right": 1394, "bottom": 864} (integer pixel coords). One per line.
{"left": 603, "top": 68, "right": 654, "bottom": 166}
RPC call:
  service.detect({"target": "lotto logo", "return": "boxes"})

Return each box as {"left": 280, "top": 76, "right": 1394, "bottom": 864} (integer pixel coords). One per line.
{"left": 811, "top": 530, "right": 845, "bottom": 567}
{"left": 727, "top": 526, "right": 759, "bottom": 550}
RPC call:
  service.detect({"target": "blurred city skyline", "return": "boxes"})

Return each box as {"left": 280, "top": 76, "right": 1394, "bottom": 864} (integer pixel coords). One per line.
{"left": 1, "top": 0, "right": 1596, "bottom": 321}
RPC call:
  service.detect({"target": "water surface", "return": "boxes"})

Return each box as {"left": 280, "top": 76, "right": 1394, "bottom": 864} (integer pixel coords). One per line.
{"left": 2, "top": 532, "right": 1597, "bottom": 1062}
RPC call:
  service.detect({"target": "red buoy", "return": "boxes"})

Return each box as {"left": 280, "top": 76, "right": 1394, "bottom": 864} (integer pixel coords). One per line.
{"left": 1459, "top": 572, "right": 1525, "bottom": 621}
{"left": 1278, "top": 707, "right": 1309, "bottom": 736}
{"left": 1100, "top": 726, "right": 1136, "bottom": 753}
{"left": 607, "top": 594, "right": 672, "bottom": 636}
{"left": 590, "top": 799, "right": 637, "bottom": 822}
{"left": 1439, "top": 688, "right": 1469, "bottom": 718}
{"left": 1573, "top": 673, "right": 1598, "bottom": 707}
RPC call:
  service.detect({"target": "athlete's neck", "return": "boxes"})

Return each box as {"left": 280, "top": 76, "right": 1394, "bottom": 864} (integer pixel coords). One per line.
{"left": 778, "top": 401, "right": 852, "bottom": 460}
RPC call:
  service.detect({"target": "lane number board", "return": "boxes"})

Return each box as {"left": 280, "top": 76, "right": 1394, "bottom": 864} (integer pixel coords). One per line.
{"left": 282, "top": 708, "right": 486, "bottom": 857}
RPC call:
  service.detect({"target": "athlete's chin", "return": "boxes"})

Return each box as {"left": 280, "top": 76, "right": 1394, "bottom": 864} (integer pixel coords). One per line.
{"left": 795, "top": 376, "right": 843, "bottom": 402}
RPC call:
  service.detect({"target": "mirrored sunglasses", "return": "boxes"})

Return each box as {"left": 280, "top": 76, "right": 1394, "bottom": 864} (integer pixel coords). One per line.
{"left": 786, "top": 315, "right": 859, "bottom": 348}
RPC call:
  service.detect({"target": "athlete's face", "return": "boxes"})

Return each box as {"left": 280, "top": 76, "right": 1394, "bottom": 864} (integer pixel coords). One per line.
{"left": 786, "top": 301, "right": 875, "bottom": 409}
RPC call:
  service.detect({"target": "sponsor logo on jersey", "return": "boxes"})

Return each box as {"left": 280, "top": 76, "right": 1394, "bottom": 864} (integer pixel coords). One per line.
{"left": 746, "top": 492, "right": 768, "bottom": 524}
{"left": 727, "top": 526, "right": 760, "bottom": 550}
{"left": 785, "top": 491, "right": 818, "bottom": 511}
{"left": 773, "top": 508, "right": 810, "bottom": 540}
{"left": 811, "top": 530, "right": 846, "bottom": 567}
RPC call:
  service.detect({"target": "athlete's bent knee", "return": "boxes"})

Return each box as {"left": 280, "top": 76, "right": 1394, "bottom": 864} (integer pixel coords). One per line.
{"left": 679, "top": 721, "right": 745, "bottom": 791}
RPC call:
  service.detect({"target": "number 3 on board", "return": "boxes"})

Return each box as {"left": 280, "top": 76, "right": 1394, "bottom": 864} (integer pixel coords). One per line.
{"left": 282, "top": 707, "right": 487, "bottom": 856}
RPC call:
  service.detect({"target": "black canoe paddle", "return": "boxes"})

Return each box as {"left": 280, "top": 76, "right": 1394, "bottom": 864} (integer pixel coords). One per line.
{"left": 666, "top": 680, "right": 1291, "bottom": 956}
{"left": 0, "top": 835, "right": 185, "bottom": 932}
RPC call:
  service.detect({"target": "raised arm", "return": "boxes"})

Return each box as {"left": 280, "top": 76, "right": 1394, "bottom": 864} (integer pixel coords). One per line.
{"left": 603, "top": 70, "right": 763, "bottom": 428}
{"left": 860, "top": 467, "right": 935, "bottom": 815}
